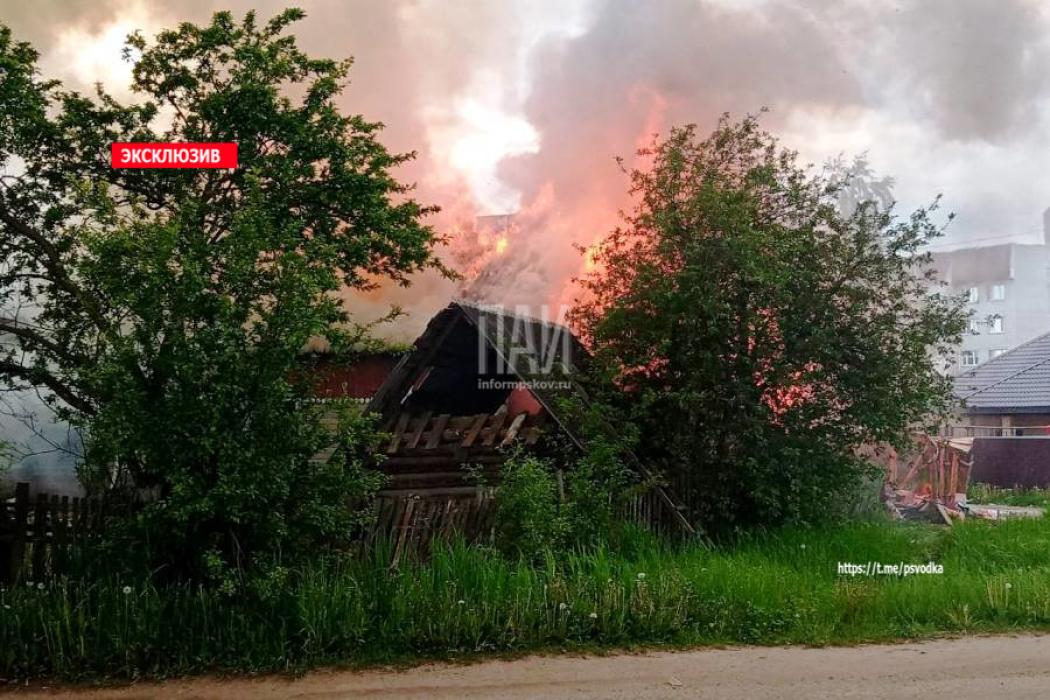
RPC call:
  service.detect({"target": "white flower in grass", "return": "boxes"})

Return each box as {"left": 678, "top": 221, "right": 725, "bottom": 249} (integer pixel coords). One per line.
{"left": 3, "top": 604, "right": 11, "bottom": 610}
{"left": 36, "top": 582, "right": 44, "bottom": 590}
{"left": 800, "top": 544, "right": 807, "bottom": 550}
{"left": 589, "top": 612, "right": 598, "bottom": 620}
{"left": 457, "top": 599, "right": 466, "bottom": 605}
{"left": 122, "top": 586, "right": 133, "bottom": 595}
{"left": 558, "top": 602, "right": 567, "bottom": 611}
{"left": 1005, "top": 582, "right": 1013, "bottom": 590}
{"left": 637, "top": 572, "right": 646, "bottom": 580}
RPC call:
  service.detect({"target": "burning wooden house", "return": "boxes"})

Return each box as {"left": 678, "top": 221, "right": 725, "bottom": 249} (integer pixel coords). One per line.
{"left": 362, "top": 301, "right": 693, "bottom": 551}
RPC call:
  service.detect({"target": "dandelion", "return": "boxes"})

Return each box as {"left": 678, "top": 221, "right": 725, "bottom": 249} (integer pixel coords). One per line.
{"left": 637, "top": 572, "right": 646, "bottom": 580}
{"left": 559, "top": 602, "right": 567, "bottom": 611}
{"left": 36, "top": 582, "right": 44, "bottom": 590}
{"left": 457, "top": 599, "right": 466, "bottom": 605}
{"left": 122, "top": 586, "right": 133, "bottom": 595}
{"left": 800, "top": 544, "right": 807, "bottom": 550}
{"left": 1005, "top": 582, "right": 1013, "bottom": 590}
{"left": 589, "top": 612, "right": 598, "bottom": 619}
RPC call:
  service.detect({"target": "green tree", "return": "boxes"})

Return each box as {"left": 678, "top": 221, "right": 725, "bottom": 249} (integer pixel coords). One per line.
{"left": 572, "top": 115, "right": 965, "bottom": 535}
{"left": 0, "top": 10, "right": 441, "bottom": 580}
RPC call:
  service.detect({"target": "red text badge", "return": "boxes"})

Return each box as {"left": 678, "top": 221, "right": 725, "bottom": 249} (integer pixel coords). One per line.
{"left": 111, "top": 143, "right": 238, "bottom": 169}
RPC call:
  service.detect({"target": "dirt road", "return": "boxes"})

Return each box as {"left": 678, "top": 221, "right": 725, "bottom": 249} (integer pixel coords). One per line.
{"left": 11, "top": 634, "right": 1050, "bottom": 699}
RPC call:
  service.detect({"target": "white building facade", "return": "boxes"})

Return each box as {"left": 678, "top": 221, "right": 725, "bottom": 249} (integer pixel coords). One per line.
{"left": 933, "top": 209, "right": 1050, "bottom": 374}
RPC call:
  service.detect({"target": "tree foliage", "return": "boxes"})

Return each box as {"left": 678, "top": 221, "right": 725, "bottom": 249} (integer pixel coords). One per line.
{"left": 494, "top": 399, "right": 645, "bottom": 560}
{"left": 572, "top": 115, "right": 965, "bottom": 535}
{"left": 0, "top": 10, "right": 442, "bottom": 580}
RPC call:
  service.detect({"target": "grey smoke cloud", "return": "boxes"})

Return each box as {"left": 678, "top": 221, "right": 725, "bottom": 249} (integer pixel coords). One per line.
{"left": 881, "top": 0, "right": 1049, "bottom": 143}
{"left": 0, "top": 0, "right": 127, "bottom": 47}
{"left": 497, "top": 0, "right": 865, "bottom": 305}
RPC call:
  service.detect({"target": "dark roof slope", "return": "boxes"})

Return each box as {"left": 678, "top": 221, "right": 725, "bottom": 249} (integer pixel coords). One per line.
{"left": 954, "top": 331, "right": 1050, "bottom": 413}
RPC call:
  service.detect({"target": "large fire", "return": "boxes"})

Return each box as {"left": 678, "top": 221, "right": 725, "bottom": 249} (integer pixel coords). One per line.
{"left": 440, "top": 84, "right": 672, "bottom": 312}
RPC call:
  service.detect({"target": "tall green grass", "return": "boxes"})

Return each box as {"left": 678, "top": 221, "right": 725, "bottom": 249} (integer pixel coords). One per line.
{"left": 3, "top": 516, "right": 1050, "bottom": 680}
{"left": 967, "top": 482, "right": 1050, "bottom": 508}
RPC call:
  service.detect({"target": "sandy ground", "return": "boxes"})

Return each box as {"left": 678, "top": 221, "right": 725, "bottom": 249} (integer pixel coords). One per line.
{"left": 9, "top": 634, "right": 1050, "bottom": 699}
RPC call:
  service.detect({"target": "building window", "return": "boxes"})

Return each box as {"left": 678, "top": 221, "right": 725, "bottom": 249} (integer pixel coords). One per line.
{"left": 990, "top": 348, "right": 1005, "bottom": 359}
{"left": 990, "top": 284, "right": 1005, "bottom": 301}
{"left": 961, "top": 350, "right": 979, "bottom": 366}
{"left": 989, "top": 315, "right": 1003, "bottom": 334}
{"left": 966, "top": 287, "right": 979, "bottom": 303}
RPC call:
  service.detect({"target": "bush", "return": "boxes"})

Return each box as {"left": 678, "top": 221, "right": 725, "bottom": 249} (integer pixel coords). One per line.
{"left": 494, "top": 400, "right": 643, "bottom": 558}
{"left": 571, "top": 115, "right": 966, "bottom": 535}
{"left": 90, "top": 405, "right": 386, "bottom": 589}
{"left": 494, "top": 451, "right": 567, "bottom": 560}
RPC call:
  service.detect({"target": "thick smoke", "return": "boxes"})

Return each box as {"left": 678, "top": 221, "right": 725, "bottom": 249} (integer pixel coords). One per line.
{"left": 883, "top": 0, "right": 1049, "bottom": 142}
{"left": 498, "top": 0, "right": 863, "bottom": 307}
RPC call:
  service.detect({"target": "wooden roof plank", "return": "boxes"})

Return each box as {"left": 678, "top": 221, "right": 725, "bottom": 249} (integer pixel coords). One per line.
{"left": 501, "top": 413, "right": 527, "bottom": 447}
{"left": 461, "top": 414, "right": 488, "bottom": 448}
{"left": 482, "top": 413, "right": 507, "bottom": 447}
{"left": 406, "top": 410, "right": 432, "bottom": 450}
{"left": 426, "top": 413, "right": 451, "bottom": 449}
{"left": 387, "top": 413, "right": 411, "bottom": 454}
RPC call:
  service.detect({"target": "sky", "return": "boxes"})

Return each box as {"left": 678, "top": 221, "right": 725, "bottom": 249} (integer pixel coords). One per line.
{"left": 3, "top": 0, "right": 1050, "bottom": 489}
{"left": 5, "top": 1, "right": 1049, "bottom": 256}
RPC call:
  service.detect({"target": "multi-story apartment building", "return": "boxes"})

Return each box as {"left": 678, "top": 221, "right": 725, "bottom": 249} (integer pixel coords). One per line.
{"left": 932, "top": 209, "right": 1050, "bottom": 374}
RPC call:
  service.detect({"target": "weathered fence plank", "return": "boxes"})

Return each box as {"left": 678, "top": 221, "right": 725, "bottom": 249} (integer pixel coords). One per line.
{"left": 0, "top": 483, "right": 106, "bottom": 584}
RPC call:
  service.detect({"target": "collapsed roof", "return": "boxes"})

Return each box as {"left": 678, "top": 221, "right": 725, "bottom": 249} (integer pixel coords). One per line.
{"left": 367, "top": 300, "right": 694, "bottom": 536}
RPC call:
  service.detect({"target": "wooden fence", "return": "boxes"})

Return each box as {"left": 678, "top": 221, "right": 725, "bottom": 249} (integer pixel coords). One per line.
{"left": 2, "top": 474, "right": 687, "bottom": 578}
{"left": 0, "top": 483, "right": 106, "bottom": 584}
{"left": 366, "top": 488, "right": 498, "bottom": 566}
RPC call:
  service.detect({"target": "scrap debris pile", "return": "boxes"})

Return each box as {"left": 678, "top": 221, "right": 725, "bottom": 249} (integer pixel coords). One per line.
{"left": 870, "top": 434, "right": 973, "bottom": 525}
{"left": 869, "top": 433, "right": 1045, "bottom": 523}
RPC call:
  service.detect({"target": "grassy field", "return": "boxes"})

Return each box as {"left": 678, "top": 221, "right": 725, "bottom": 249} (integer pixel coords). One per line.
{"left": 967, "top": 482, "right": 1050, "bottom": 508}
{"left": 3, "top": 515, "right": 1050, "bottom": 681}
